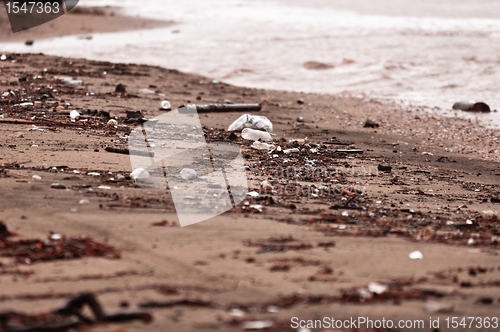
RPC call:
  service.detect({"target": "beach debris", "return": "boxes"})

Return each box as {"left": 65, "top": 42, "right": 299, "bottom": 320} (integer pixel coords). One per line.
{"left": 107, "top": 119, "right": 118, "bottom": 127}
{"left": 251, "top": 141, "right": 274, "bottom": 150}
{"left": 178, "top": 103, "right": 262, "bottom": 114}
{"left": 229, "top": 308, "right": 246, "bottom": 317}
{"left": 160, "top": 100, "right": 171, "bottom": 110}
{"left": 467, "top": 238, "right": 476, "bottom": 245}
{"left": 409, "top": 250, "right": 423, "bottom": 260}
{"left": 244, "top": 236, "right": 313, "bottom": 253}
{"left": 378, "top": 164, "right": 392, "bottom": 172}
{"left": 126, "top": 110, "right": 144, "bottom": 119}
{"left": 283, "top": 148, "right": 300, "bottom": 154}
{"left": 247, "top": 191, "right": 260, "bottom": 197}
{"left": 452, "top": 101, "right": 491, "bottom": 113}
{"left": 297, "top": 116, "right": 304, "bottom": 122}
{"left": 98, "top": 185, "right": 111, "bottom": 190}
{"left": 51, "top": 183, "right": 66, "bottom": 190}
{"left": 368, "top": 282, "right": 389, "bottom": 295}
{"left": 180, "top": 168, "right": 197, "bottom": 180}
{"left": 87, "top": 172, "right": 101, "bottom": 176}
{"left": 0, "top": 54, "right": 6, "bottom": 61}
{"left": 17, "top": 102, "right": 33, "bottom": 107}
{"left": 261, "top": 180, "right": 273, "bottom": 192}
{"left": 32, "top": 175, "right": 42, "bottom": 181}
{"left": 69, "top": 110, "right": 80, "bottom": 121}
{"left": 364, "top": 119, "right": 380, "bottom": 128}
{"left": 60, "top": 77, "right": 82, "bottom": 85}
{"left": 425, "top": 301, "right": 455, "bottom": 313}
{"left": 140, "top": 88, "right": 155, "bottom": 94}
{"left": 241, "top": 128, "right": 272, "bottom": 141}
{"left": 242, "top": 320, "right": 273, "bottom": 330}
{"left": 335, "top": 149, "right": 364, "bottom": 154}
{"left": 0, "top": 224, "right": 120, "bottom": 263}
{"left": 79, "top": 199, "right": 90, "bottom": 205}
{"left": 0, "top": 293, "right": 151, "bottom": 331}
{"left": 250, "top": 204, "right": 264, "bottom": 213}
{"left": 115, "top": 83, "right": 126, "bottom": 93}
{"left": 228, "top": 114, "right": 273, "bottom": 132}
{"left": 151, "top": 220, "right": 176, "bottom": 227}
{"left": 476, "top": 296, "right": 494, "bottom": 305}
{"left": 130, "top": 168, "right": 150, "bottom": 180}
{"left": 105, "top": 147, "right": 155, "bottom": 157}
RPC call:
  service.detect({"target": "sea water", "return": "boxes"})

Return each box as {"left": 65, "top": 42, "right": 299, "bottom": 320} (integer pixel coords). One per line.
{"left": 1, "top": 0, "right": 499, "bottom": 126}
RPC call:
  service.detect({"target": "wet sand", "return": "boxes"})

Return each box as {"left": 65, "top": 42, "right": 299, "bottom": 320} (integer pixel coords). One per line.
{"left": 0, "top": 9, "right": 500, "bottom": 332}
{"left": 0, "top": 6, "right": 171, "bottom": 42}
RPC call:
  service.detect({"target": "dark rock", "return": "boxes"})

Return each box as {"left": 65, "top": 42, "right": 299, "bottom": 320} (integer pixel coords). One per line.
{"left": 452, "top": 101, "right": 490, "bottom": 113}
{"left": 297, "top": 99, "right": 305, "bottom": 105}
{"left": 491, "top": 197, "right": 500, "bottom": 203}
{"left": 364, "top": 119, "right": 379, "bottom": 128}
{"left": 25, "top": 40, "right": 34, "bottom": 46}
{"left": 297, "top": 116, "right": 304, "bottom": 123}
{"left": 115, "top": 84, "right": 126, "bottom": 93}
{"left": 0, "top": 221, "right": 12, "bottom": 240}
{"left": 126, "top": 110, "right": 144, "bottom": 119}
{"left": 378, "top": 165, "right": 392, "bottom": 172}
{"left": 477, "top": 297, "right": 493, "bottom": 305}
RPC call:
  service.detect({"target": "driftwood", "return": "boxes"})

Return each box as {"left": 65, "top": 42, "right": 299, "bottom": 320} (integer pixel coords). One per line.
{"left": 105, "top": 147, "right": 155, "bottom": 157}
{"left": 0, "top": 293, "right": 152, "bottom": 332}
{"left": 179, "top": 103, "right": 262, "bottom": 114}
{"left": 0, "top": 118, "right": 83, "bottom": 127}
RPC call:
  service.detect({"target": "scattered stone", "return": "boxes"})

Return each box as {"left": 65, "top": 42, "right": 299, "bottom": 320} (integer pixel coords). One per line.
{"left": 51, "top": 183, "right": 66, "bottom": 190}
{"left": 115, "top": 83, "right": 126, "bottom": 94}
{"left": 491, "top": 197, "right": 500, "bottom": 203}
{"left": 126, "top": 111, "right": 144, "bottom": 119}
{"left": 377, "top": 165, "right": 392, "bottom": 172}
{"left": 297, "top": 99, "right": 305, "bottom": 105}
{"left": 25, "top": 40, "right": 34, "bottom": 46}
{"left": 477, "top": 296, "right": 493, "bottom": 305}
{"left": 297, "top": 116, "right": 304, "bottom": 122}
{"left": 364, "top": 119, "right": 379, "bottom": 128}
{"left": 452, "top": 101, "right": 491, "bottom": 113}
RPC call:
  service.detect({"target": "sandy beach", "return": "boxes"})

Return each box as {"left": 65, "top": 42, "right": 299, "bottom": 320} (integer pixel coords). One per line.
{"left": 0, "top": 6, "right": 500, "bottom": 332}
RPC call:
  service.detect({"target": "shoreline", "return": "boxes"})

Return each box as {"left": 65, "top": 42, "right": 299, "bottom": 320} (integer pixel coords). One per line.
{"left": 0, "top": 53, "right": 498, "bottom": 331}
{"left": 0, "top": 7, "right": 499, "bottom": 332}
{"left": 0, "top": 6, "right": 172, "bottom": 42}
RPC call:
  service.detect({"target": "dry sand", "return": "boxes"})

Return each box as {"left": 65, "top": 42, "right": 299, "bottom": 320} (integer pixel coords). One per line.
{"left": 0, "top": 8, "right": 500, "bottom": 332}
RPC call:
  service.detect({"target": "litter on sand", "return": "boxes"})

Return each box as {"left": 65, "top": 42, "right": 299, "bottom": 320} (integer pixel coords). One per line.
{"left": 228, "top": 114, "right": 273, "bottom": 132}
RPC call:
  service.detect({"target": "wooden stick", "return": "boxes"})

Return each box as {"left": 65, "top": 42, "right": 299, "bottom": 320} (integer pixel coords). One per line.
{"left": 105, "top": 147, "right": 155, "bottom": 158}
{"left": 178, "top": 104, "right": 262, "bottom": 114}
